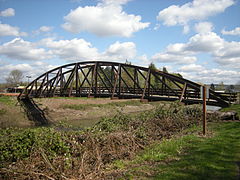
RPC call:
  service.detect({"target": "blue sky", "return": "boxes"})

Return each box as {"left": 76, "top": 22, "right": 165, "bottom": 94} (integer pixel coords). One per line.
{"left": 0, "top": 0, "right": 239, "bottom": 84}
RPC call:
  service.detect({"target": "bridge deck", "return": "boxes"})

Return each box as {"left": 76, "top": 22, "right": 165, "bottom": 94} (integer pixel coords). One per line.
{"left": 18, "top": 61, "right": 237, "bottom": 108}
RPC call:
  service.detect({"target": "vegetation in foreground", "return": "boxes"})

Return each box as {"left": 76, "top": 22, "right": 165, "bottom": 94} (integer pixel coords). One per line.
{"left": 0, "top": 102, "right": 203, "bottom": 179}
{"left": 108, "top": 122, "right": 240, "bottom": 179}
{"left": 0, "top": 96, "right": 31, "bottom": 128}
{"left": 221, "top": 104, "right": 240, "bottom": 118}
{"left": 61, "top": 100, "right": 143, "bottom": 110}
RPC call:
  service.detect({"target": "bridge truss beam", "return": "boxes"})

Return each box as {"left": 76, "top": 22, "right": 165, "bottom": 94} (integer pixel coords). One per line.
{"left": 18, "top": 61, "right": 235, "bottom": 107}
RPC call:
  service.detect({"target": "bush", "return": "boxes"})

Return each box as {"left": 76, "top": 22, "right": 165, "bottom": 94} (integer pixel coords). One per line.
{"left": 0, "top": 102, "right": 204, "bottom": 179}
{"left": 0, "top": 128, "right": 70, "bottom": 162}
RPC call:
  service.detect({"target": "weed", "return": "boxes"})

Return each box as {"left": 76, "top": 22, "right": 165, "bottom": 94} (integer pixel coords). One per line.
{"left": 61, "top": 100, "right": 142, "bottom": 110}
{"left": 0, "top": 102, "right": 209, "bottom": 179}
{"left": 0, "top": 108, "right": 7, "bottom": 116}
{"left": 117, "top": 122, "right": 240, "bottom": 179}
{"left": 0, "top": 128, "right": 70, "bottom": 162}
{"left": 0, "top": 96, "right": 15, "bottom": 106}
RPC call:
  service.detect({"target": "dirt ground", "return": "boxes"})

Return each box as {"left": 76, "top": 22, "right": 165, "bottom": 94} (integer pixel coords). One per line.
{"left": 36, "top": 98, "right": 155, "bottom": 127}
{"left": 0, "top": 97, "right": 157, "bottom": 128}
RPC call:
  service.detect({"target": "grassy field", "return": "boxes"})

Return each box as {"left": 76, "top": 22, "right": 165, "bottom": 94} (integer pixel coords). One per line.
{"left": 61, "top": 100, "right": 143, "bottom": 110}
{"left": 0, "top": 96, "right": 156, "bottom": 128}
{"left": 0, "top": 95, "right": 15, "bottom": 106}
{"left": 0, "top": 96, "right": 31, "bottom": 128}
{"left": 110, "top": 122, "right": 240, "bottom": 179}
{"left": 0, "top": 102, "right": 203, "bottom": 179}
{"left": 0, "top": 95, "right": 239, "bottom": 179}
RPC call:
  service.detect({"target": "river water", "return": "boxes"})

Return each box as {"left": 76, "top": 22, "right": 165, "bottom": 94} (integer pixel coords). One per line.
{"left": 206, "top": 105, "right": 221, "bottom": 111}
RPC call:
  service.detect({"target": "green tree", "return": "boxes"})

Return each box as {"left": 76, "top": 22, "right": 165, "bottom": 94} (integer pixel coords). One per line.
{"left": 163, "top": 67, "right": 168, "bottom": 73}
{"left": 217, "top": 82, "right": 225, "bottom": 91}
{"left": 210, "top": 83, "right": 215, "bottom": 91}
{"left": 149, "top": 63, "right": 161, "bottom": 88}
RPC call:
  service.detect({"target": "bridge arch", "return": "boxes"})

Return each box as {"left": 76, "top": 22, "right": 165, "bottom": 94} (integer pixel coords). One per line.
{"left": 18, "top": 61, "right": 233, "bottom": 107}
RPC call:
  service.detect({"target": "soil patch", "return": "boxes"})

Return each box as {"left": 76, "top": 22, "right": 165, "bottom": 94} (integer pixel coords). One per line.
{"left": 35, "top": 98, "right": 155, "bottom": 127}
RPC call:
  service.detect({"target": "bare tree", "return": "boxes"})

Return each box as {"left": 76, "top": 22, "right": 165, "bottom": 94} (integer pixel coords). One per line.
{"left": 6, "top": 70, "right": 23, "bottom": 86}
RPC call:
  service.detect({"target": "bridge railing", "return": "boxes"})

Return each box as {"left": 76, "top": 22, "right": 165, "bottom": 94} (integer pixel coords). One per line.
{"left": 18, "top": 61, "right": 236, "bottom": 107}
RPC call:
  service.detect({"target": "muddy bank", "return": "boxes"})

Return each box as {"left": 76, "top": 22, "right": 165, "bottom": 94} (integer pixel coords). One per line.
{"left": 35, "top": 98, "right": 157, "bottom": 127}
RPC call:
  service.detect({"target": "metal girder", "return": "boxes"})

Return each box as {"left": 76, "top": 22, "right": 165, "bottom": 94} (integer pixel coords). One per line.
{"left": 18, "top": 61, "right": 233, "bottom": 107}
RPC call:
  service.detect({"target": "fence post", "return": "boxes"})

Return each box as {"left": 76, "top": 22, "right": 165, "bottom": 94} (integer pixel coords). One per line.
{"left": 202, "top": 85, "right": 207, "bottom": 135}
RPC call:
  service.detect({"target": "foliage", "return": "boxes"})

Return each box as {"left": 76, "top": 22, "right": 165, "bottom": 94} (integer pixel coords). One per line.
{"left": 149, "top": 63, "right": 161, "bottom": 89}
{"left": 0, "top": 83, "right": 9, "bottom": 92}
{"left": 210, "top": 83, "right": 215, "bottom": 91}
{"left": 117, "top": 122, "right": 240, "bottom": 179}
{"left": 216, "top": 81, "right": 225, "bottom": 91}
{"left": 0, "top": 128, "right": 69, "bottom": 162}
{"left": 0, "top": 108, "right": 7, "bottom": 116}
{"left": 225, "top": 85, "right": 235, "bottom": 93}
{"left": 0, "top": 102, "right": 204, "bottom": 179}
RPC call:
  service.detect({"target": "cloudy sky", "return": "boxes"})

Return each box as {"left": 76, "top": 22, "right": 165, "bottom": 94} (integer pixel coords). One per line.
{"left": 0, "top": 0, "right": 239, "bottom": 84}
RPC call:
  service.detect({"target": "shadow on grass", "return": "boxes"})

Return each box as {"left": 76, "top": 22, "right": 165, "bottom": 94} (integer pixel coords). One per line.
{"left": 19, "top": 98, "right": 49, "bottom": 126}
{"left": 153, "top": 122, "right": 240, "bottom": 180}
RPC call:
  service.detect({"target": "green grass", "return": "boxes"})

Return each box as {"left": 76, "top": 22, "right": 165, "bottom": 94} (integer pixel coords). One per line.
{"left": 0, "top": 96, "right": 15, "bottom": 106}
{"left": 61, "top": 100, "right": 142, "bottom": 110}
{"left": 48, "top": 96, "right": 90, "bottom": 100}
{"left": 114, "top": 122, "right": 240, "bottom": 179}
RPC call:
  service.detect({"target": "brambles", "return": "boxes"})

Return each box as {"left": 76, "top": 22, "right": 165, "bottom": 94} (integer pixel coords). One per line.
{"left": 0, "top": 128, "right": 70, "bottom": 163}
{"left": 0, "top": 108, "right": 6, "bottom": 116}
{"left": 0, "top": 102, "right": 204, "bottom": 179}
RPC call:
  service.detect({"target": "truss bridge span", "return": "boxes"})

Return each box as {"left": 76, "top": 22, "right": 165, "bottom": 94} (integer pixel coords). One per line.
{"left": 18, "top": 61, "right": 237, "bottom": 107}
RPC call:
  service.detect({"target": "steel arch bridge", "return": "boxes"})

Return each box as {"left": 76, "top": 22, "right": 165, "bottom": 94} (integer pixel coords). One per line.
{"left": 18, "top": 61, "right": 235, "bottom": 107}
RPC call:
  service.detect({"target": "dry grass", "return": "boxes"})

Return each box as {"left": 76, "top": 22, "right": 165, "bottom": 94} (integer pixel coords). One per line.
{"left": 0, "top": 103, "right": 203, "bottom": 179}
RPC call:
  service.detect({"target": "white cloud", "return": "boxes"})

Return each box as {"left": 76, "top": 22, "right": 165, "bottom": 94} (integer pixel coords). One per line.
{"left": 62, "top": 0, "right": 149, "bottom": 37}
{"left": 165, "top": 43, "right": 188, "bottom": 55}
{"left": 213, "top": 41, "right": 240, "bottom": 67}
{"left": 103, "top": 41, "right": 136, "bottom": 61}
{"left": 151, "top": 53, "right": 197, "bottom": 64}
{"left": 185, "top": 32, "right": 224, "bottom": 52}
{"left": 182, "top": 68, "right": 240, "bottom": 84}
{"left": 151, "top": 29, "right": 240, "bottom": 70}
{"left": 0, "top": 8, "right": 15, "bottom": 17}
{"left": 33, "top": 26, "right": 53, "bottom": 35}
{"left": 0, "top": 62, "right": 56, "bottom": 83}
{"left": 136, "top": 54, "right": 150, "bottom": 65}
{"left": 184, "top": 32, "right": 240, "bottom": 69}
{"left": 39, "top": 26, "right": 53, "bottom": 32}
{"left": 194, "top": 22, "right": 213, "bottom": 34}
{"left": 0, "top": 36, "right": 137, "bottom": 62}
{"left": 41, "top": 38, "right": 99, "bottom": 61}
{"left": 0, "top": 63, "right": 33, "bottom": 83}
{"left": 101, "top": 0, "right": 131, "bottom": 6}
{"left": 0, "top": 38, "right": 52, "bottom": 60}
{"left": 41, "top": 38, "right": 137, "bottom": 62}
{"left": 0, "top": 23, "right": 27, "bottom": 37}
{"left": 178, "top": 64, "right": 204, "bottom": 72}
{"left": 183, "top": 25, "right": 190, "bottom": 34}
{"left": 221, "top": 27, "right": 240, "bottom": 36}
{"left": 157, "top": 0, "right": 234, "bottom": 32}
